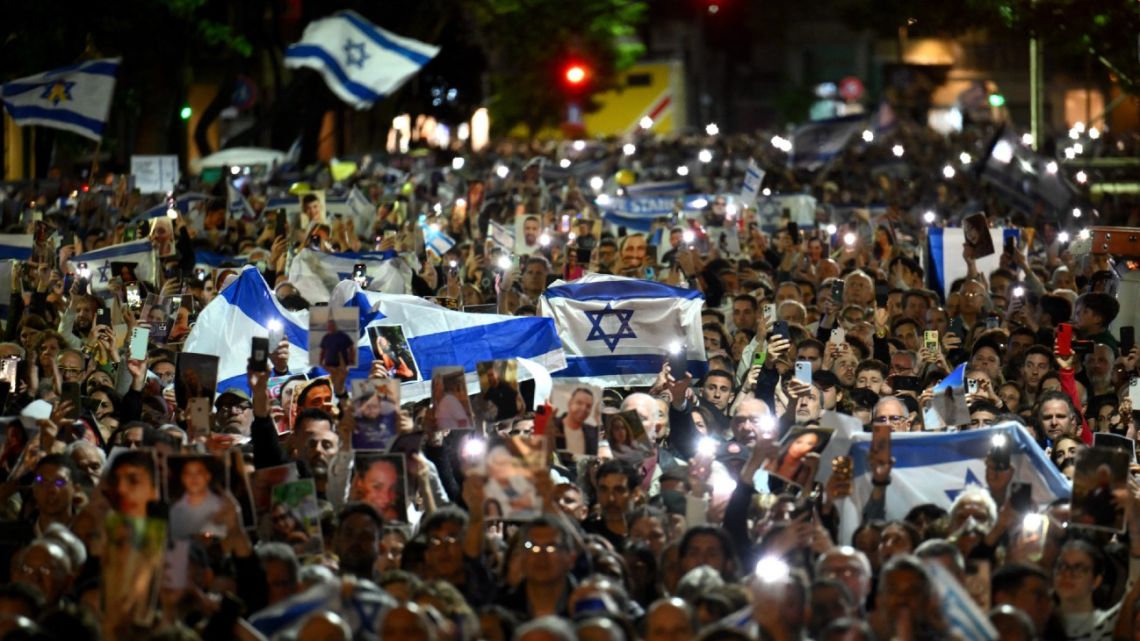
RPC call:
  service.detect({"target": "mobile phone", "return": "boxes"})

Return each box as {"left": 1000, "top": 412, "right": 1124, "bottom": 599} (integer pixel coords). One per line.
{"left": 772, "top": 321, "right": 790, "bottom": 341}
{"left": 990, "top": 434, "right": 1011, "bottom": 471}
{"left": 948, "top": 317, "right": 967, "bottom": 339}
{"left": 61, "top": 382, "right": 82, "bottom": 421}
{"left": 984, "top": 315, "right": 1000, "bottom": 330}
{"left": 129, "top": 326, "right": 150, "bottom": 361}
{"left": 644, "top": 266, "right": 655, "bottom": 281}
{"left": 967, "top": 378, "right": 979, "bottom": 394}
{"left": 195, "top": 268, "right": 208, "bottom": 282}
{"left": 1120, "top": 326, "right": 1134, "bottom": 356}
{"left": 250, "top": 337, "right": 269, "bottom": 372}
{"left": 891, "top": 375, "right": 920, "bottom": 392}
{"left": 448, "top": 260, "right": 459, "bottom": 278}
{"left": 794, "top": 360, "right": 812, "bottom": 385}
{"left": 140, "top": 294, "right": 158, "bottom": 321}
{"left": 0, "top": 357, "right": 18, "bottom": 389}
{"left": 560, "top": 214, "right": 571, "bottom": 233}
{"left": 187, "top": 397, "right": 211, "bottom": 437}
{"left": 1004, "top": 236, "right": 1015, "bottom": 254}
{"left": 1129, "top": 378, "right": 1140, "bottom": 407}
{"left": 829, "top": 327, "right": 846, "bottom": 345}
{"left": 667, "top": 343, "right": 688, "bottom": 378}
{"left": 76, "top": 262, "right": 90, "bottom": 279}
{"left": 1010, "top": 482, "right": 1033, "bottom": 513}
{"left": 830, "top": 280, "right": 844, "bottom": 304}
{"left": 126, "top": 283, "right": 141, "bottom": 309}
{"left": 924, "top": 330, "right": 939, "bottom": 351}
{"left": 763, "top": 303, "right": 777, "bottom": 325}
{"left": 352, "top": 263, "right": 367, "bottom": 286}
{"left": 96, "top": 307, "right": 110, "bottom": 327}
{"left": 576, "top": 247, "right": 592, "bottom": 264}
{"left": 787, "top": 222, "right": 801, "bottom": 245}
{"left": 1056, "top": 323, "right": 1074, "bottom": 357}
{"left": 274, "top": 210, "right": 287, "bottom": 238}
{"left": 170, "top": 295, "right": 183, "bottom": 315}
{"left": 267, "top": 320, "right": 284, "bottom": 348}
{"left": 533, "top": 403, "right": 552, "bottom": 437}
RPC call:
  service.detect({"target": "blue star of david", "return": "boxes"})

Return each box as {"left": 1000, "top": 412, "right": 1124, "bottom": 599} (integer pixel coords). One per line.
{"left": 97, "top": 260, "right": 111, "bottom": 283}
{"left": 944, "top": 467, "right": 984, "bottom": 502}
{"left": 40, "top": 81, "right": 74, "bottom": 105}
{"left": 584, "top": 304, "right": 636, "bottom": 352}
{"left": 344, "top": 39, "right": 369, "bottom": 69}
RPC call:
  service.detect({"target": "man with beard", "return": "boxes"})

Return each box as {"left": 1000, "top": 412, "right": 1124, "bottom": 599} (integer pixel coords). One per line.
{"left": 552, "top": 387, "right": 599, "bottom": 458}
{"left": 291, "top": 409, "right": 341, "bottom": 497}
{"left": 1081, "top": 343, "right": 1116, "bottom": 397}
{"left": 62, "top": 295, "right": 99, "bottom": 350}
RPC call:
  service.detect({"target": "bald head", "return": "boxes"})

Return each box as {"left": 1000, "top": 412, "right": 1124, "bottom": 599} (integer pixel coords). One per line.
{"left": 644, "top": 598, "right": 694, "bottom": 641}
{"left": 621, "top": 392, "right": 661, "bottom": 440}
{"left": 298, "top": 611, "right": 351, "bottom": 641}
{"left": 381, "top": 604, "right": 435, "bottom": 641}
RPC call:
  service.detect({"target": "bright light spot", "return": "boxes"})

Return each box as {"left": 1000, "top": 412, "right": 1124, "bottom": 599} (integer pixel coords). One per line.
{"left": 166, "top": 208, "right": 178, "bottom": 219}
{"left": 428, "top": 223, "right": 440, "bottom": 233}
{"left": 538, "top": 233, "right": 551, "bottom": 247}
{"left": 755, "top": 557, "right": 791, "bottom": 583}
{"left": 861, "top": 129, "right": 874, "bottom": 143}
{"left": 1045, "top": 161, "right": 1058, "bottom": 174}
{"left": 1073, "top": 143, "right": 1083, "bottom": 154}
{"left": 1079, "top": 228, "right": 1091, "bottom": 240}
{"left": 1075, "top": 170, "right": 1088, "bottom": 184}
{"left": 705, "top": 123, "right": 720, "bottom": 136}
{"left": 1064, "top": 147, "right": 1077, "bottom": 159}
{"left": 698, "top": 149, "right": 713, "bottom": 163}
{"left": 992, "top": 140, "right": 1014, "bottom": 164}
{"left": 923, "top": 211, "right": 936, "bottom": 224}
{"left": 639, "top": 116, "right": 654, "bottom": 130}
{"left": 697, "top": 437, "right": 718, "bottom": 457}
{"left": 676, "top": 165, "right": 690, "bottom": 177}
{"left": 455, "top": 198, "right": 466, "bottom": 208}
{"left": 451, "top": 157, "right": 465, "bottom": 170}
{"left": 495, "top": 164, "right": 509, "bottom": 179}
{"left": 761, "top": 188, "right": 771, "bottom": 196}
{"left": 668, "top": 340, "right": 683, "bottom": 354}
{"left": 559, "top": 158, "right": 571, "bottom": 169}
{"left": 942, "top": 165, "right": 956, "bottom": 179}
{"left": 1072, "top": 207, "right": 1082, "bottom": 218}
{"left": 711, "top": 473, "right": 736, "bottom": 496}
{"left": 959, "top": 152, "right": 972, "bottom": 164}
{"left": 572, "top": 139, "right": 586, "bottom": 151}
{"left": 462, "top": 438, "right": 486, "bottom": 458}
{"left": 1069, "top": 129, "right": 1080, "bottom": 140}
{"left": 432, "top": 203, "right": 443, "bottom": 214}
{"left": 1058, "top": 231, "right": 1070, "bottom": 243}
{"left": 1023, "top": 513, "right": 1044, "bottom": 531}
{"left": 1012, "top": 286, "right": 1025, "bottom": 298}
{"left": 1021, "top": 133, "right": 1034, "bottom": 146}
{"left": 682, "top": 229, "right": 696, "bottom": 244}
{"left": 179, "top": 106, "right": 192, "bottom": 120}
{"left": 707, "top": 3, "right": 718, "bottom": 13}
{"left": 690, "top": 198, "right": 709, "bottom": 209}
{"left": 497, "top": 255, "right": 512, "bottom": 270}
{"left": 1089, "top": 127, "right": 1101, "bottom": 140}
{"left": 268, "top": 320, "right": 283, "bottom": 332}
{"left": 843, "top": 232, "right": 857, "bottom": 245}
{"left": 892, "top": 144, "right": 905, "bottom": 157}
{"left": 770, "top": 136, "right": 792, "bottom": 152}
{"left": 589, "top": 176, "right": 604, "bottom": 191}
{"left": 595, "top": 194, "right": 612, "bottom": 207}
{"left": 991, "top": 433, "right": 1007, "bottom": 448}
{"left": 230, "top": 166, "right": 241, "bottom": 175}
{"left": 826, "top": 224, "right": 837, "bottom": 235}
{"left": 725, "top": 203, "right": 739, "bottom": 217}
{"left": 1073, "top": 121, "right": 1086, "bottom": 133}
{"left": 622, "top": 143, "right": 636, "bottom": 156}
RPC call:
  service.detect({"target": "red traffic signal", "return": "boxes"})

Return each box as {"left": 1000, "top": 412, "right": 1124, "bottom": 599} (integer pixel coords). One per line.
{"left": 564, "top": 64, "right": 588, "bottom": 86}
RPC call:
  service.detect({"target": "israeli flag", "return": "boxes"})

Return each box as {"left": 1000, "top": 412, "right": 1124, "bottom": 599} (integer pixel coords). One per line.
{"left": 739, "top": 158, "right": 765, "bottom": 208}
{"left": 790, "top": 114, "right": 865, "bottom": 170}
{"left": 249, "top": 579, "right": 395, "bottom": 641}
{"left": 227, "top": 180, "right": 256, "bottom": 220}
{"left": 928, "top": 227, "right": 1018, "bottom": 299}
{"left": 0, "top": 235, "right": 33, "bottom": 261}
{"left": 71, "top": 239, "right": 155, "bottom": 292}
{"left": 423, "top": 226, "right": 456, "bottom": 256}
{"left": 186, "top": 268, "right": 566, "bottom": 403}
{"left": 141, "top": 193, "right": 210, "bottom": 220}
{"left": 834, "top": 423, "right": 1070, "bottom": 544}
{"left": 284, "top": 10, "right": 439, "bottom": 110}
{"left": 541, "top": 273, "right": 707, "bottom": 388}
{"left": 286, "top": 247, "right": 407, "bottom": 303}
{"left": 926, "top": 560, "right": 999, "bottom": 641}
{"left": 0, "top": 58, "right": 120, "bottom": 141}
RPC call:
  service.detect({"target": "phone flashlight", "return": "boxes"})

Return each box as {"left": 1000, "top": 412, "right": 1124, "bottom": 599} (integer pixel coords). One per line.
{"left": 697, "top": 436, "right": 719, "bottom": 458}
{"left": 462, "top": 438, "right": 487, "bottom": 459}
{"left": 539, "top": 233, "right": 551, "bottom": 247}
{"left": 1022, "top": 513, "right": 1044, "bottom": 531}
{"left": 843, "top": 233, "right": 857, "bottom": 246}
{"left": 682, "top": 229, "right": 696, "bottom": 245}
{"left": 497, "top": 255, "right": 512, "bottom": 271}
{"left": 1012, "top": 286, "right": 1025, "bottom": 298}
{"left": 754, "top": 557, "right": 791, "bottom": 583}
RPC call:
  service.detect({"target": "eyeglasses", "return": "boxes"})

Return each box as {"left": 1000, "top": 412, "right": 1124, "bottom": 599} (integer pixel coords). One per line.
{"left": 218, "top": 402, "right": 252, "bottom": 413}
{"left": 428, "top": 535, "right": 459, "bottom": 547}
{"left": 523, "top": 541, "right": 565, "bottom": 554}
{"left": 1055, "top": 562, "right": 1092, "bottom": 577}
{"left": 60, "top": 367, "right": 83, "bottom": 376}
{"left": 872, "top": 415, "right": 907, "bottom": 425}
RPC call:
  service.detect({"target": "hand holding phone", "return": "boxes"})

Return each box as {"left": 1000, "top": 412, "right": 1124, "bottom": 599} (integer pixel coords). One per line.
{"left": 250, "top": 337, "right": 269, "bottom": 373}
{"left": 1057, "top": 323, "right": 1074, "bottom": 357}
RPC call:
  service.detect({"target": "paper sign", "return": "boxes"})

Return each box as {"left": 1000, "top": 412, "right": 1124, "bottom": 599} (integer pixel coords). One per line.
{"left": 130, "top": 155, "right": 180, "bottom": 195}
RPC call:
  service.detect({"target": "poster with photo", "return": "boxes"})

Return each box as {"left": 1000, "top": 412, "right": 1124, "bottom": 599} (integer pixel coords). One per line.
{"left": 350, "top": 378, "right": 401, "bottom": 450}
{"left": 963, "top": 212, "right": 995, "bottom": 258}
{"left": 299, "top": 190, "right": 327, "bottom": 229}
{"left": 514, "top": 213, "right": 544, "bottom": 256}
{"left": 349, "top": 451, "right": 408, "bottom": 523}
{"left": 102, "top": 513, "right": 166, "bottom": 633}
{"left": 549, "top": 383, "right": 603, "bottom": 459}
{"left": 251, "top": 463, "right": 299, "bottom": 516}
{"left": 1071, "top": 447, "right": 1129, "bottom": 533}
{"left": 174, "top": 352, "right": 219, "bottom": 408}
{"left": 477, "top": 359, "right": 524, "bottom": 423}
{"left": 483, "top": 436, "right": 543, "bottom": 520}
{"left": 165, "top": 454, "right": 228, "bottom": 541}
{"left": 309, "top": 305, "right": 359, "bottom": 368}
{"left": 367, "top": 325, "right": 420, "bottom": 382}
{"left": 269, "top": 479, "right": 323, "bottom": 557}
{"left": 431, "top": 366, "right": 475, "bottom": 430}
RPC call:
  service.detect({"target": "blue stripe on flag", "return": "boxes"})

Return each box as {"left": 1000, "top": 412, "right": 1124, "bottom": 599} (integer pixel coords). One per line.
{"left": 76, "top": 240, "right": 152, "bottom": 261}
{"left": 544, "top": 279, "right": 704, "bottom": 302}
{"left": 558, "top": 355, "right": 708, "bottom": 379}
{"left": 338, "top": 11, "right": 434, "bottom": 65}
{"left": 3, "top": 105, "right": 106, "bottom": 135}
{"left": 403, "top": 316, "right": 561, "bottom": 375}
{"left": 220, "top": 273, "right": 308, "bottom": 348}
{"left": 284, "top": 45, "right": 384, "bottom": 102}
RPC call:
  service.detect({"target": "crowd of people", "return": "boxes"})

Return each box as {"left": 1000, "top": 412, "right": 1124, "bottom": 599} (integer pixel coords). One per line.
{"left": 0, "top": 114, "right": 1136, "bottom": 641}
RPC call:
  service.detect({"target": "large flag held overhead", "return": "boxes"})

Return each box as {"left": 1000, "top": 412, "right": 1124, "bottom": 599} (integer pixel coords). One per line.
{"left": 185, "top": 268, "right": 566, "bottom": 403}
{"left": 284, "top": 10, "right": 440, "bottom": 109}
{"left": 0, "top": 58, "right": 120, "bottom": 141}
{"left": 71, "top": 239, "right": 156, "bottom": 293}
{"left": 927, "top": 227, "right": 1018, "bottom": 299}
{"left": 833, "top": 424, "right": 1070, "bottom": 544}
{"left": 790, "top": 114, "right": 865, "bottom": 170}
{"left": 541, "top": 274, "right": 707, "bottom": 388}
{"left": 286, "top": 247, "right": 408, "bottom": 302}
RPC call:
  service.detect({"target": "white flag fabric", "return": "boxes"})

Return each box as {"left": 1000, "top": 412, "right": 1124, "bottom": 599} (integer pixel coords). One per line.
{"left": 739, "top": 158, "right": 765, "bottom": 208}
{"left": 926, "top": 560, "right": 1000, "bottom": 641}
{"left": 249, "top": 579, "right": 395, "bottom": 641}
{"left": 227, "top": 180, "right": 256, "bottom": 221}
{"left": 286, "top": 247, "right": 410, "bottom": 303}
{"left": 71, "top": 239, "right": 156, "bottom": 293}
{"left": 540, "top": 273, "right": 706, "bottom": 388}
{"left": 834, "top": 423, "right": 1070, "bottom": 544}
{"left": 790, "top": 114, "right": 865, "bottom": 170}
{"left": 0, "top": 58, "right": 120, "bottom": 141}
{"left": 928, "top": 227, "right": 1016, "bottom": 299}
{"left": 284, "top": 10, "right": 439, "bottom": 109}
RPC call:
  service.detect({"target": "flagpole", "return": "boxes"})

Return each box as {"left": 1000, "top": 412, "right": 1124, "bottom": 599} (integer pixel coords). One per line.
{"left": 87, "top": 139, "right": 102, "bottom": 187}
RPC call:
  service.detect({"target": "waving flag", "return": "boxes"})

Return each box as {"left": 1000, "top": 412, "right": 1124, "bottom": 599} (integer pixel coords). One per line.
{"left": 0, "top": 58, "right": 120, "bottom": 141}
{"left": 541, "top": 273, "right": 706, "bottom": 388}
{"left": 834, "top": 424, "right": 1070, "bottom": 544}
{"left": 71, "top": 239, "right": 155, "bottom": 292}
{"left": 249, "top": 579, "right": 395, "bottom": 641}
{"left": 0, "top": 235, "right": 33, "bottom": 261}
{"left": 285, "top": 10, "right": 439, "bottom": 109}
{"left": 790, "top": 114, "right": 865, "bottom": 170}
{"left": 141, "top": 193, "right": 210, "bottom": 220}
{"left": 926, "top": 561, "right": 999, "bottom": 641}
{"left": 286, "top": 247, "right": 408, "bottom": 303}
{"left": 227, "top": 181, "right": 256, "bottom": 220}
{"left": 186, "top": 268, "right": 565, "bottom": 402}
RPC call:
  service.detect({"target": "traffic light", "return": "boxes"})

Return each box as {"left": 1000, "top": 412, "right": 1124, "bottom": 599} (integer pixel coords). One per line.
{"left": 564, "top": 64, "right": 588, "bottom": 87}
